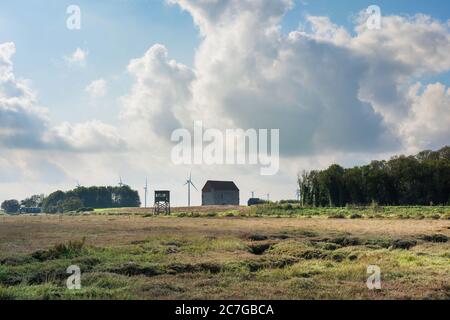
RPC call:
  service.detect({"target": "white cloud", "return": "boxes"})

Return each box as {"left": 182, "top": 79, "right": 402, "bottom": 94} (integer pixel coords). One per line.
{"left": 86, "top": 78, "right": 107, "bottom": 98}
{"left": 65, "top": 47, "right": 88, "bottom": 67}
{"left": 50, "top": 120, "right": 126, "bottom": 152}
{"left": 0, "top": 42, "right": 50, "bottom": 149}
{"left": 121, "top": 1, "right": 450, "bottom": 157}
{"left": 401, "top": 82, "right": 450, "bottom": 151}
{"left": 121, "top": 44, "right": 195, "bottom": 145}
{"left": 0, "top": 42, "right": 125, "bottom": 153}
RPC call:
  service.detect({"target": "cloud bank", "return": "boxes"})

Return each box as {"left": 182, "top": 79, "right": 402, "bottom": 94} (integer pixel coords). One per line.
{"left": 121, "top": 0, "right": 450, "bottom": 158}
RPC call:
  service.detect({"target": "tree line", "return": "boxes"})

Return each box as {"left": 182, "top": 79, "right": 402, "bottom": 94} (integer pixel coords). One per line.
{"left": 42, "top": 185, "right": 141, "bottom": 213}
{"left": 298, "top": 146, "right": 450, "bottom": 207}
{"left": 1, "top": 185, "right": 141, "bottom": 214}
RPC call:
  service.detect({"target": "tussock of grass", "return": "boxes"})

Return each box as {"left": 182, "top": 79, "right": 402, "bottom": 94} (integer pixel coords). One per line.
{"left": 248, "top": 242, "right": 273, "bottom": 255}
{"left": 391, "top": 239, "right": 417, "bottom": 250}
{"left": 421, "top": 234, "right": 448, "bottom": 243}
{"left": 32, "top": 238, "right": 86, "bottom": 262}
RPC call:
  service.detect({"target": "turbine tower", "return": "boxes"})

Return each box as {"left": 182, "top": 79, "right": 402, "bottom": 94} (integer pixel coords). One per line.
{"left": 118, "top": 176, "right": 124, "bottom": 187}
{"left": 76, "top": 180, "right": 81, "bottom": 188}
{"left": 184, "top": 172, "right": 198, "bottom": 207}
{"left": 144, "top": 178, "right": 148, "bottom": 208}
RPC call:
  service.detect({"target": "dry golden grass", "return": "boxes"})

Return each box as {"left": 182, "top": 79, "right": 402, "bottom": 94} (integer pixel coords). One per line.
{"left": 0, "top": 213, "right": 449, "bottom": 300}
{"left": 0, "top": 215, "right": 448, "bottom": 255}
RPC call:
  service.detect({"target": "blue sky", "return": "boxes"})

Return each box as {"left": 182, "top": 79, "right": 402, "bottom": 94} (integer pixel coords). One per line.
{"left": 0, "top": 0, "right": 449, "bottom": 205}
{"left": 1, "top": 0, "right": 448, "bottom": 126}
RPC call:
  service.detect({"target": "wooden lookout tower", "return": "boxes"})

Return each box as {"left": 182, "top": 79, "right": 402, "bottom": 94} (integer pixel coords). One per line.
{"left": 154, "top": 190, "right": 171, "bottom": 215}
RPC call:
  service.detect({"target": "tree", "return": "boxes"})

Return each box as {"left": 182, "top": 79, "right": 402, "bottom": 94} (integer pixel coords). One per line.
{"left": 21, "top": 194, "right": 44, "bottom": 208}
{"left": 295, "top": 146, "right": 450, "bottom": 207}
{"left": 112, "top": 186, "right": 141, "bottom": 207}
{"left": 40, "top": 185, "right": 141, "bottom": 213}
{"left": 42, "top": 190, "right": 66, "bottom": 213}
{"left": 62, "top": 197, "right": 84, "bottom": 212}
{"left": 1, "top": 200, "right": 20, "bottom": 214}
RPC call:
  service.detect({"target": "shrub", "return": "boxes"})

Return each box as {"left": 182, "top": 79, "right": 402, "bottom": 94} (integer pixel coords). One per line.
{"left": 391, "top": 239, "right": 417, "bottom": 250}
{"left": 421, "top": 234, "right": 448, "bottom": 243}
{"left": 350, "top": 213, "right": 363, "bottom": 219}
{"left": 205, "top": 212, "right": 217, "bottom": 217}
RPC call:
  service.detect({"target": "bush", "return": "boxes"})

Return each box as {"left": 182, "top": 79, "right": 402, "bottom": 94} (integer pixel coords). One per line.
{"left": 76, "top": 207, "right": 94, "bottom": 213}
{"left": 350, "top": 213, "right": 363, "bottom": 219}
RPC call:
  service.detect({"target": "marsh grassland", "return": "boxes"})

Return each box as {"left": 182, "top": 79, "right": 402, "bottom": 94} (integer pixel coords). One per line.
{"left": 0, "top": 205, "right": 449, "bottom": 300}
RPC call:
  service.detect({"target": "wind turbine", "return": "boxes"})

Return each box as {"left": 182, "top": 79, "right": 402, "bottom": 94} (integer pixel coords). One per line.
{"left": 184, "top": 172, "right": 198, "bottom": 207}
{"left": 118, "top": 176, "right": 124, "bottom": 187}
{"left": 76, "top": 180, "right": 81, "bottom": 188}
{"left": 296, "top": 189, "right": 301, "bottom": 202}
{"left": 144, "top": 178, "right": 148, "bottom": 208}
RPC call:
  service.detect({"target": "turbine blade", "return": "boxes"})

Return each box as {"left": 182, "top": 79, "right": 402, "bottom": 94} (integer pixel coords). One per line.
{"left": 191, "top": 182, "right": 198, "bottom": 191}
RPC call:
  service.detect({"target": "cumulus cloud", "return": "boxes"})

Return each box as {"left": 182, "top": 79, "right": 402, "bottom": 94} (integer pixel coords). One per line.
{"left": 0, "top": 42, "right": 125, "bottom": 153}
{"left": 401, "top": 83, "right": 450, "bottom": 151}
{"left": 65, "top": 47, "right": 88, "bottom": 67}
{"left": 121, "top": 44, "right": 195, "bottom": 144}
{"left": 120, "top": 0, "right": 450, "bottom": 157}
{"left": 0, "top": 42, "right": 50, "bottom": 149}
{"left": 50, "top": 121, "right": 126, "bottom": 152}
{"left": 86, "top": 78, "right": 107, "bottom": 98}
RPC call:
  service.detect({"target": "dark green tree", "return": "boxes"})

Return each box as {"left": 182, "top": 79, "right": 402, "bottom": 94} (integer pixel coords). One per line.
{"left": 1, "top": 200, "right": 20, "bottom": 214}
{"left": 298, "top": 146, "right": 450, "bottom": 207}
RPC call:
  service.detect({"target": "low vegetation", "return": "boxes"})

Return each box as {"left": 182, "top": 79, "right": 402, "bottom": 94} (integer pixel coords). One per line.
{"left": 0, "top": 208, "right": 448, "bottom": 300}
{"left": 87, "top": 204, "right": 450, "bottom": 220}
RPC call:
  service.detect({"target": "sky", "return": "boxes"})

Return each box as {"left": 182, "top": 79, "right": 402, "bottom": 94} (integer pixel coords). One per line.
{"left": 0, "top": 0, "right": 449, "bottom": 206}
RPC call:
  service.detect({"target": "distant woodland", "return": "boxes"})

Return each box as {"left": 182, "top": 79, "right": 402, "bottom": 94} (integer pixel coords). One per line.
{"left": 298, "top": 146, "right": 450, "bottom": 207}
{"left": 42, "top": 186, "right": 141, "bottom": 213}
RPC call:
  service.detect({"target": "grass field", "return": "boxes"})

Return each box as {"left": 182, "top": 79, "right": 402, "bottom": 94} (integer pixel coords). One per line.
{"left": 0, "top": 205, "right": 449, "bottom": 300}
